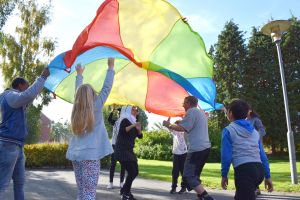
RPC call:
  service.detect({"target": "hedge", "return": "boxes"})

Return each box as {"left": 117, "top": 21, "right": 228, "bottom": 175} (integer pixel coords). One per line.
{"left": 24, "top": 143, "right": 110, "bottom": 169}
{"left": 134, "top": 128, "right": 221, "bottom": 162}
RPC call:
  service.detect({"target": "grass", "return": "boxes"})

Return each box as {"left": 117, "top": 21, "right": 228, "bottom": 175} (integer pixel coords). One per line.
{"left": 116, "top": 157, "right": 300, "bottom": 193}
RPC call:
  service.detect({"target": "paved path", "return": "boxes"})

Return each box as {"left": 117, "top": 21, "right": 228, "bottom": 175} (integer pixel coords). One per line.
{"left": 4, "top": 170, "right": 300, "bottom": 200}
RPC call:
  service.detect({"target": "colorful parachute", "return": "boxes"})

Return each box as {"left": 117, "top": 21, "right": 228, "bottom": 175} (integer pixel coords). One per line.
{"left": 45, "top": 0, "right": 222, "bottom": 117}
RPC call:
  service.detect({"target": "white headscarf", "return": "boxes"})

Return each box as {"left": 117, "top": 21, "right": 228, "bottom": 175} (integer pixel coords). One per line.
{"left": 114, "top": 105, "right": 137, "bottom": 135}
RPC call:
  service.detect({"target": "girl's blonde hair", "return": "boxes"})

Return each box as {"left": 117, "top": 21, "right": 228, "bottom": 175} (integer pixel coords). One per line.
{"left": 71, "top": 84, "right": 95, "bottom": 135}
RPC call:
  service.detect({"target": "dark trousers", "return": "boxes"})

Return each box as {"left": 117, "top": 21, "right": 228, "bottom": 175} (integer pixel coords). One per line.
{"left": 172, "top": 153, "right": 187, "bottom": 189}
{"left": 234, "top": 162, "right": 264, "bottom": 200}
{"left": 183, "top": 148, "right": 210, "bottom": 191}
{"left": 109, "top": 145, "right": 125, "bottom": 183}
{"left": 120, "top": 161, "right": 138, "bottom": 194}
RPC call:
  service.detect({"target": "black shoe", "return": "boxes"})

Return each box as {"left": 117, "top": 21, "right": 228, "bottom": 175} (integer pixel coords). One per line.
{"left": 178, "top": 187, "right": 187, "bottom": 194}
{"left": 255, "top": 188, "right": 261, "bottom": 196}
{"left": 197, "top": 193, "right": 215, "bottom": 200}
{"left": 122, "top": 194, "right": 130, "bottom": 200}
{"left": 170, "top": 188, "right": 176, "bottom": 194}
{"left": 122, "top": 192, "right": 137, "bottom": 200}
{"left": 128, "top": 192, "right": 137, "bottom": 200}
{"left": 120, "top": 187, "right": 124, "bottom": 196}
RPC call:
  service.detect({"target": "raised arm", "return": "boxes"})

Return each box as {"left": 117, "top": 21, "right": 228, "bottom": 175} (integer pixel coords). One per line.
{"left": 254, "top": 118, "right": 266, "bottom": 137}
{"left": 6, "top": 68, "right": 50, "bottom": 108}
{"left": 95, "top": 58, "right": 115, "bottom": 106}
{"left": 75, "top": 63, "right": 84, "bottom": 90}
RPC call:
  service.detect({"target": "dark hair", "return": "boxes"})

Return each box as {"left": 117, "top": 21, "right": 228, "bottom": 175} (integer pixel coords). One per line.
{"left": 11, "top": 77, "right": 27, "bottom": 89}
{"left": 247, "top": 104, "right": 260, "bottom": 118}
{"left": 185, "top": 96, "right": 198, "bottom": 107}
{"left": 227, "top": 99, "right": 249, "bottom": 120}
{"left": 249, "top": 110, "right": 259, "bottom": 118}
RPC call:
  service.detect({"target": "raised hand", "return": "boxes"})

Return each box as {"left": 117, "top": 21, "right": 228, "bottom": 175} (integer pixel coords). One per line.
{"left": 76, "top": 63, "right": 84, "bottom": 75}
{"left": 163, "top": 120, "right": 170, "bottom": 127}
{"left": 108, "top": 58, "right": 115, "bottom": 69}
{"left": 41, "top": 67, "right": 50, "bottom": 78}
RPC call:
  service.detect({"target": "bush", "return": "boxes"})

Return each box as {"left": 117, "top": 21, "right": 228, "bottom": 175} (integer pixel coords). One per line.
{"left": 24, "top": 143, "right": 110, "bottom": 169}
{"left": 208, "top": 117, "right": 222, "bottom": 162}
{"left": 135, "top": 130, "right": 173, "bottom": 161}
{"left": 134, "top": 117, "right": 222, "bottom": 163}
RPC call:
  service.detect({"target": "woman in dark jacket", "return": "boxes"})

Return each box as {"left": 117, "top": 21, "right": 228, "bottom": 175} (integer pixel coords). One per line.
{"left": 114, "top": 106, "right": 143, "bottom": 200}
{"left": 247, "top": 108, "right": 266, "bottom": 196}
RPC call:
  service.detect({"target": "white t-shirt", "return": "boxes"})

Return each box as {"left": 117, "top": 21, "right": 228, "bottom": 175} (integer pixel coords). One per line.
{"left": 170, "top": 130, "right": 187, "bottom": 155}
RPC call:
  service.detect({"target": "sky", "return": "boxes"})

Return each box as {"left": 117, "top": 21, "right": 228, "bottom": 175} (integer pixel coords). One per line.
{"left": 1, "top": 0, "right": 299, "bottom": 128}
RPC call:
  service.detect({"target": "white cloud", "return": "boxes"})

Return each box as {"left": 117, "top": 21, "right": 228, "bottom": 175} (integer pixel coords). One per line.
{"left": 186, "top": 14, "right": 220, "bottom": 34}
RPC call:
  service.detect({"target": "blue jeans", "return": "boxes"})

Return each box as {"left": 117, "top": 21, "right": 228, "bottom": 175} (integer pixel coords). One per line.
{"left": 0, "top": 140, "right": 25, "bottom": 200}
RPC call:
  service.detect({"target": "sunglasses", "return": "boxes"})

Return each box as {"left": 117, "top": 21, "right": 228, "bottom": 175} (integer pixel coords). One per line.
{"left": 132, "top": 108, "right": 139, "bottom": 112}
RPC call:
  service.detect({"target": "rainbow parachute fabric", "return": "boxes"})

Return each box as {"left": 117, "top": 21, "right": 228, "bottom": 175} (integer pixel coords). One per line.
{"left": 45, "top": 0, "right": 222, "bottom": 117}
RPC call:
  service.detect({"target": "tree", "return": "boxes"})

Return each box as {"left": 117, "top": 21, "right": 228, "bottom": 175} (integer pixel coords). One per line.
{"left": 0, "top": 0, "right": 55, "bottom": 143}
{"left": 0, "top": 0, "right": 16, "bottom": 30}
{"left": 50, "top": 121, "right": 71, "bottom": 142}
{"left": 138, "top": 108, "right": 148, "bottom": 130}
{"left": 281, "top": 17, "right": 300, "bottom": 150}
{"left": 241, "top": 26, "right": 285, "bottom": 152}
{"left": 212, "top": 20, "right": 247, "bottom": 127}
{"left": 103, "top": 106, "right": 114, "bottom": 136}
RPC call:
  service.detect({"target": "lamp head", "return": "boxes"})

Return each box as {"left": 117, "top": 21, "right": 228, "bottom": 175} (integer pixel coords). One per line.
{"left": 261, "top": 20, "right": 291, "bottom": 42}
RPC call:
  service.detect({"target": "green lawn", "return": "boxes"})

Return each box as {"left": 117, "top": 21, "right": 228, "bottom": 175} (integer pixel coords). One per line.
{"left": 116, "top": 158, "right": 300, "bottom": 193}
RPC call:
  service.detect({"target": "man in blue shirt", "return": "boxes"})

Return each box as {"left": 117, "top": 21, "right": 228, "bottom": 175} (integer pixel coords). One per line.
{"left": 0, "top": 68, "right": 50, "bottom": 200}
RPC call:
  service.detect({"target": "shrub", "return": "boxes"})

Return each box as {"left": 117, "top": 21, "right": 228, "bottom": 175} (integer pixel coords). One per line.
{"left": 134, "top": 118, "right": 223, "bottom": 163}
{"left": 208, "top": 117, "right": 222, "bottom": 162}
{"left": 135, "top": 130, "right": 173, "bottom": 161}
{"left": 24, "top": 143, "right": 110, "bottom": 169}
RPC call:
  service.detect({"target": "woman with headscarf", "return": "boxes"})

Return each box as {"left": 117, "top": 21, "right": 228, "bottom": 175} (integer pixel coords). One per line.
{"left": 114, "top": 106, "right": 143, "bottom": 200}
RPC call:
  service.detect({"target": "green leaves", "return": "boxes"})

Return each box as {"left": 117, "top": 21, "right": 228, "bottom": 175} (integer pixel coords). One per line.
{"left": 1, "top": 0, "right": 55, "bottom": 144}
{"left": 0, "top": 0, "right": 16, "bottom": 30}
{"left": 212, "top": 18, "right": 300, "bottom": 152}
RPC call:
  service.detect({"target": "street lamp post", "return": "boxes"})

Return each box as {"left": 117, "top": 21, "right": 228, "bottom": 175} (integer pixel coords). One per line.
{"left": 261, "top": 20, "right": 298, "bottom": 184}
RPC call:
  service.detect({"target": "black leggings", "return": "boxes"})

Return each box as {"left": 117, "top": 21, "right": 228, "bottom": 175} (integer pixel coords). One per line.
{"left": 109, "top": 145, "right": 125, "bottom": 183}
{"left": 120, "top": 161, "right": 138, "bottom": 194}
{"left": 234, "top": 162, "right": 264, "bottom": 200}
{"left": 172, "top": 153, "right": 187, "bottom": 189}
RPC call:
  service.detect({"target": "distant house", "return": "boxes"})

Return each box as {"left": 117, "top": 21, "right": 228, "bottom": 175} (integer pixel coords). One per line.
{"left": 39, "top": 113, "right": 52, "bottom": 143}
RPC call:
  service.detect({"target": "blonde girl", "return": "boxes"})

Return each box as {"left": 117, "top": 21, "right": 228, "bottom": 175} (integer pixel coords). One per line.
{"left": 66, "top": 58, "right": 115, "bottom": 200}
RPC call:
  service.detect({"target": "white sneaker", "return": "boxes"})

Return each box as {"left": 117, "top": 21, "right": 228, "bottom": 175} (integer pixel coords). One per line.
{"left": 107, "top": 182, "right": 113, "bottom": 189}
{"left": 120, "top": 182, "right": 124, "bottom": 188}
